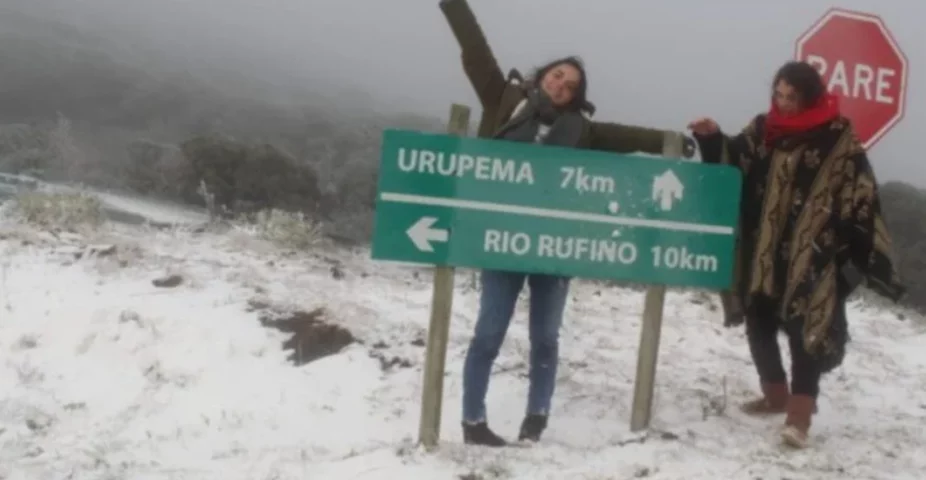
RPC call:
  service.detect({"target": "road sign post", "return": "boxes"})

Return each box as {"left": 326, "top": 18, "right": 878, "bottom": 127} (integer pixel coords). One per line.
{"left": 629, "top": 132, "right": 683, "bottom": 433}
{"left": 795, "top": 8, "right": 908, "bottom": 150}
{"left": 417, "top": 104, "right": 470, "bottom": 449}
{"left": 372, "top": 125, "right": 742, "bottom": 444}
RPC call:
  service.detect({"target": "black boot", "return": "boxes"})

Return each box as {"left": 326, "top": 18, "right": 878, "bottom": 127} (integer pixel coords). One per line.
{"left": 462, "top": 422, "right": 507, "bottom": 447}
{"left": 518, "top": 414, "right": 548, "bottom": 442}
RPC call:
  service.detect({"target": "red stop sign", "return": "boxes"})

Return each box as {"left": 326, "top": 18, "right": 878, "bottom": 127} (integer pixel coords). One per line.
{"left": 794, "top": 8, "right": 908, "bottom": 150}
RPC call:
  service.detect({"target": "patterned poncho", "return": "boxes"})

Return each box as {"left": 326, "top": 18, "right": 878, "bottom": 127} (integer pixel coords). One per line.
{"left": 697, "top": 114, "right": 904, "bottom": 365}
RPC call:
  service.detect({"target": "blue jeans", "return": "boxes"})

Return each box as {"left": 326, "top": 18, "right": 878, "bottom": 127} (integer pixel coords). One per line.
{"left": 462, "top": 270, "right": 570, "bottom": 423}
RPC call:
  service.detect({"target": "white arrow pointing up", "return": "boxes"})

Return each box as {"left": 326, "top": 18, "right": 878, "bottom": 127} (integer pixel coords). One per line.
{"left": 406, "top": 216, "right": 448, "bottom": 252}
{"left": 652, "top": 169, "right": 684, "bottom": 211}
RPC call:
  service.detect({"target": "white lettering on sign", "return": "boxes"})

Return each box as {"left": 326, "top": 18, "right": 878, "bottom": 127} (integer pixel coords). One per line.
{"left": 536, "top": 234, "right": 637, "bottom": 264}
{"left": 559, "top": 166, "right": 616, "bottom": 194}
{"left": 483, "top": 229, "right": 639, "bottom": 264}
{"left": 806, "top": 54, "right": 896, "bottom": 104}
{"left": 484, "top": 229, "right": 531, "bottom": 255}
{"left": 651, "top": 246, "right": 718, "bottom": 272}
{"left": 397, "top": 148, "right": 535, "bottom": 184}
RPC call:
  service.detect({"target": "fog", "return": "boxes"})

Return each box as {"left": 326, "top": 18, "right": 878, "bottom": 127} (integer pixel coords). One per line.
{"left": 7, "top": 0, "right": 925, "bottom": 184}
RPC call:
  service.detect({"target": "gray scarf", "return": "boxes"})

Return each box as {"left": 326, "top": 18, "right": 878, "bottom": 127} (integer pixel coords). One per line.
{"left": 493, "top": 88, "right": 585, "bottom": 147}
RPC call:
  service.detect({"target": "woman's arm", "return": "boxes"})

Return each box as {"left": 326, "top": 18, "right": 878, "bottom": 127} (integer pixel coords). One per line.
{"left": 439, "top": 0, "right": 506, "bottom": 108}
{"left": 693, "top": 115, "right": 764, "bottom": 174}
{"left": 589, "top": 122, "right": 697, "bottom": 158}
{"left": 841, "top": 151, "right": 905, "bottom": 301}
{"left": 588, "top": 121, "right": 669, "bottom": 155}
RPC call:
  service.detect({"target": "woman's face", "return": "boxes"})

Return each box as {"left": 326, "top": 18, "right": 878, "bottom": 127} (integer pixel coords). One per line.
{"left": 773, "top": 79, "right": 801, "bottom": 115}
{"left": 540, "top": 63, "right": 581, "bottom": 108}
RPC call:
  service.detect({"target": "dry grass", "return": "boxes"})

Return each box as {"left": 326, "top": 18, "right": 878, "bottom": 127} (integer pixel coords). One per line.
{"left": 11, "top": 191, "right": 104, "bottom": 230}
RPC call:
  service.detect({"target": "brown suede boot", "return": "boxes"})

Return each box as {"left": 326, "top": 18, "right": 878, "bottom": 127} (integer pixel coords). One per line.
{"left": 781, "top": 395, "right": 816, "bottom": 449}
{"left": 740, "top": 382, "right": 789, "bottom": 415}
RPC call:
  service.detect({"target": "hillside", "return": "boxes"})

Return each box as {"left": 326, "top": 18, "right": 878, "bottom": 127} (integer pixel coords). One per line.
{"left": 877, "top": 181, "right": 926, "bottom": 310}
{"left": 0, "top": 6, "right": 444, "bottom": 242}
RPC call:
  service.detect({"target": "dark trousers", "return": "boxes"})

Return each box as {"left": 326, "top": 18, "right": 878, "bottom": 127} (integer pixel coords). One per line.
{"left": 746, "top": 311, "right": 823, "bottom": 397}
{"left": 720, "top": 291, "right": 744, "bottom": 326}
{"left": 746, "top": 273, "right": 855, "bottom": 398}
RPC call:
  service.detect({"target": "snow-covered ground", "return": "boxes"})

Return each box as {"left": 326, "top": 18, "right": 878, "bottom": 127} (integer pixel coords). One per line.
{"left": 0, "top": 217, "right": 924, "bottom": 480}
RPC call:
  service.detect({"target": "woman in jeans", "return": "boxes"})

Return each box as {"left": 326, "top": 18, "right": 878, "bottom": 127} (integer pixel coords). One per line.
{"left": 439, "top": 0, "right": 695, "bottom": 446}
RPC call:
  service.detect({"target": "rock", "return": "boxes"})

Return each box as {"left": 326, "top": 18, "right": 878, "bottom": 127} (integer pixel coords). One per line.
{"left": 152, "top": 274, "right": 183, "bottom": 288}
{"left": 76, "top": 244, "right": 116, "bottom": 259}
{"left": 330, "top": 264, "right": 344, "bottom": 280}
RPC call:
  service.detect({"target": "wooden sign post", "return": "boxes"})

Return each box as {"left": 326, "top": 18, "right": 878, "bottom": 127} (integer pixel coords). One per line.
{"left": 417, "top": 103, "right": 471, "bottom": 449}
{"left": 629, "top": 131, "right": 684, "bottom": 432}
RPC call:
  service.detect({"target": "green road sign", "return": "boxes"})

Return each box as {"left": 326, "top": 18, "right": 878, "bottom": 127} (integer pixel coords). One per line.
{"left": 371, "top": 129, "right": 742, "bottom": 289}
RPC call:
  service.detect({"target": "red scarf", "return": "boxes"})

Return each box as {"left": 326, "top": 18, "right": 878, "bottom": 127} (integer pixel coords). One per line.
{"left": 764, "top": 93, "right": 840, "bottom": 145}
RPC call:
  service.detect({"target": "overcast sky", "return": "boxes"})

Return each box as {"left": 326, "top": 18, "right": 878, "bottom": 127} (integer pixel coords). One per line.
{"left": 13, "top": 0, "right": 926, "bottom": 185}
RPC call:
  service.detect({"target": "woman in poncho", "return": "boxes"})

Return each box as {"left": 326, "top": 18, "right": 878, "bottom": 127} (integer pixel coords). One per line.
{"left": 688, "top": 61, "right": 904, "bottom": 449}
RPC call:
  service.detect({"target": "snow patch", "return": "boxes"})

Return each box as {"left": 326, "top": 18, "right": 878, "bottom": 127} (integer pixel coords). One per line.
{"left": 0, "top": 224, "right": 922, "bottom": 479}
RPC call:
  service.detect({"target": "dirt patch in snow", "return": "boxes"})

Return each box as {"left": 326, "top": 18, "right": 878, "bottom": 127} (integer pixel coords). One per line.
{"left": 256, "top": 305, "right": 355, "bottom": 366}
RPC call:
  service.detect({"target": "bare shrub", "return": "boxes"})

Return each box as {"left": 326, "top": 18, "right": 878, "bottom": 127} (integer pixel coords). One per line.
{"left": 238, "top": 208, "right": 324, "bottom": 250}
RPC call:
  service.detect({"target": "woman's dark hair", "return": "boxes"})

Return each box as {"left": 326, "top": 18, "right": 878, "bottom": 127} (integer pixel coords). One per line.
{"left": 531, "top": 55, "right": 592, "bottom": 113}
{"left": 772, "top": 61, "right": 826, "bottom": 108}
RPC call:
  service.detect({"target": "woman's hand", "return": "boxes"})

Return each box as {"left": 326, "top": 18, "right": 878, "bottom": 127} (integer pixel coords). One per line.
{"left": 687, "top": 117, "right": 720, "bottom": 136}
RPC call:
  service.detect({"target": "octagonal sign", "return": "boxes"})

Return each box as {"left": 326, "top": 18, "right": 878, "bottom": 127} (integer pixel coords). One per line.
{"left": 795, "top": 8, "right": 908, "bottom": 150}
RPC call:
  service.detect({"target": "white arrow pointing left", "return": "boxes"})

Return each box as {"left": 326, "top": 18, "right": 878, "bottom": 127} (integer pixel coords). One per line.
{"left": 406, "top": 216, "right": 448, "bottom": 252}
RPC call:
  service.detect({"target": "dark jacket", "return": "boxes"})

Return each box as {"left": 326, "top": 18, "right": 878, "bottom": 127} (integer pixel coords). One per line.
{"left": 440, "top": 0, "right": 685, "bottom": 155}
